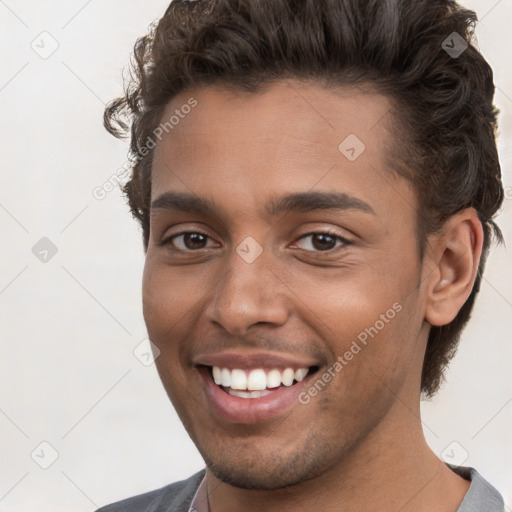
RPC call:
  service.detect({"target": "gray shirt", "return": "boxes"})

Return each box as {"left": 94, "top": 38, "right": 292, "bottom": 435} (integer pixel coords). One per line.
{"left": 96, "top": 465, "right": 505, "bottom": 512}
{"left": 448, "top": 465, "right": 505, "bottom": 512}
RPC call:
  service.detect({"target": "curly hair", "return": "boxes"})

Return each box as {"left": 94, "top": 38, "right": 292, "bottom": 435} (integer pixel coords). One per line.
{"left": 104, "top": 0, "right": 504, "bottom": 398}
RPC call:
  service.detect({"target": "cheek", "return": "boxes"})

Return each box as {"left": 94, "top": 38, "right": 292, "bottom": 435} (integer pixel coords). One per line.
{"left": 142, "top": 257, "right": 201, "bottom": 336}
{"left": 142, "top": 263, "right": 188, "bottom": 382}
{"left": 142, "top": 262, "right": 193, "bottom": 401}
{"left": 292, "top": 262, "right": 421, "bottom": 394}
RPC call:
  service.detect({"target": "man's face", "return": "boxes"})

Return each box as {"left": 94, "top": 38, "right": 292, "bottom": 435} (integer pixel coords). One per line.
{"left": 143, "top": 80, "right": 431, "bottom": 489}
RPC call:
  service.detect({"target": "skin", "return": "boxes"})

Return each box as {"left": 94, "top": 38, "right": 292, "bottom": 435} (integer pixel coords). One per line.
{"left": 142, "top": 80, "right": 482, "bottom": 512}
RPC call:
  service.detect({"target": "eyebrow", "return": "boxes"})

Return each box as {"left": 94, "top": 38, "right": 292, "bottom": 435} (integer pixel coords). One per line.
{"left": 150, "top": 190, "right": 376, "bottom": 218}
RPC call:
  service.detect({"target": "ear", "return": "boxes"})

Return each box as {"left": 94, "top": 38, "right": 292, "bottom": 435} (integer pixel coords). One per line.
{"left": 424, "top": 208, "right": 484, "bottom": 326}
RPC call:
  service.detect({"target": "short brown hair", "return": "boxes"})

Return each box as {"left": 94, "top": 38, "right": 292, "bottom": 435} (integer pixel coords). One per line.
{"left": 104, "top": 0, "right": 504, "bottom": 398}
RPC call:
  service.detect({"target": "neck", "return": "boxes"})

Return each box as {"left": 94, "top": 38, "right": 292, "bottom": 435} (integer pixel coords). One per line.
{"left": 206, "top": 396, "right": 470, "bottom": 512}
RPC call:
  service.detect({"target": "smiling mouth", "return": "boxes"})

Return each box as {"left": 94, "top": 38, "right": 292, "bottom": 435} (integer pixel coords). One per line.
{"left": 201, "top": 365, "right": 320, "bottom": 399}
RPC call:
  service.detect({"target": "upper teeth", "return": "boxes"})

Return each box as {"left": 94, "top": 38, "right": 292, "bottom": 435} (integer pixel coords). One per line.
{"left": 212, "top": 366, "right": 309, "bottom": 390}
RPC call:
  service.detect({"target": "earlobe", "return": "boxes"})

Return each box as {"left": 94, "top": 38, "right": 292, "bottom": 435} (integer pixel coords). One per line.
{"left": 424, "top": 209, "right": 484, "bottom": 327}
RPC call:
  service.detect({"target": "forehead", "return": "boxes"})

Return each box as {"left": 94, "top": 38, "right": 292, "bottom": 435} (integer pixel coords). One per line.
{"left": 150, "top": 80, "right": 411, "bottom": 220}
{"left": 154, "top": 81, "right": 393, "bottom": 163}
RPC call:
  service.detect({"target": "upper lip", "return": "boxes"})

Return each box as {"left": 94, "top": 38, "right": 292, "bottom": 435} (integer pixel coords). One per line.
{"left": 193, "top": 351, "right": 320, "bottom": 370}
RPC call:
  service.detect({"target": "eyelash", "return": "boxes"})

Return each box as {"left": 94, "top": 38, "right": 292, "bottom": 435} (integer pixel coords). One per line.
{"left": 160, "top": 229, "right": 351, "bottom": 254}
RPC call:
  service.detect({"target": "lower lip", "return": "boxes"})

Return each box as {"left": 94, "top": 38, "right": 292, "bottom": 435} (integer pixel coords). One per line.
{"left": 197, "top": 367, "right": 315, "bottom": 424}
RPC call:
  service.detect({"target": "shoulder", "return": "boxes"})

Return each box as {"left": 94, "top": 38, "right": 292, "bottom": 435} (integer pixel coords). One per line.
{"left": 448, "top": 465, "right": 505, "bottom": 512}
{"left": 94, "top": 469, "right": 206, "bottom": 512}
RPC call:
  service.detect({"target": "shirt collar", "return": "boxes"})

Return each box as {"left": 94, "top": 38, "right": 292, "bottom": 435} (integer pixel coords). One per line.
{"left": 188, "top": 473, "right": 209, "bottom": 512}
{"left": 188, "top": 465, "right": 503, "bottom": 512}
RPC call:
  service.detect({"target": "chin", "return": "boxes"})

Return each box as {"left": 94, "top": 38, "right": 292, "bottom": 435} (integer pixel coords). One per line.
{"left": 207, "top": 459, "right": 316, "bottom": 490}
{"left": 199, "top": 431, "right": 341, "bottom": 491}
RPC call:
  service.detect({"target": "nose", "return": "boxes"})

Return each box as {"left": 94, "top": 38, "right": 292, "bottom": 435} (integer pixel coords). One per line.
{"left": 204, "top": 246, "right": 290, "bottom": 337}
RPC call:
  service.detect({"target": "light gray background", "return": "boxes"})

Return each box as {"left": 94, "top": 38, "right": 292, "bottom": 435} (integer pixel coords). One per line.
{"left": 0, "top": 1, "right": 511, "bottom": 511}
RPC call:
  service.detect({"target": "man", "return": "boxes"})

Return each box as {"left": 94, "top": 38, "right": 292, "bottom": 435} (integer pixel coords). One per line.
{"left": 97, "top": 0, "right": 506, "bottom": 510}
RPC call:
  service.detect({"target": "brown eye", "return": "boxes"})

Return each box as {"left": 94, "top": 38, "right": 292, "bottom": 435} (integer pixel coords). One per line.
{"left": 164, "top": 231, "right": 215, "bottom": 251}
{"left": 293, "top": 231, "right": 349, "bottom": 252}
